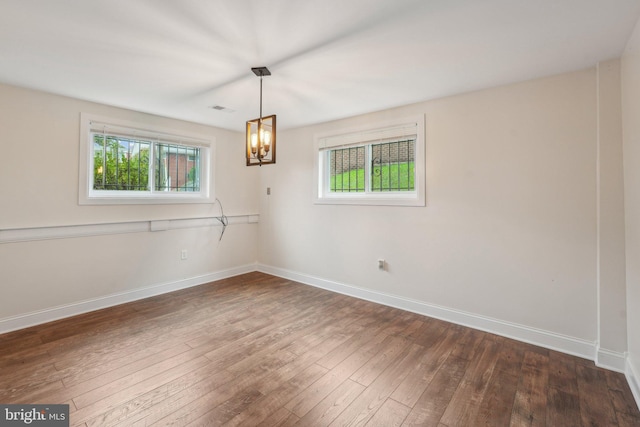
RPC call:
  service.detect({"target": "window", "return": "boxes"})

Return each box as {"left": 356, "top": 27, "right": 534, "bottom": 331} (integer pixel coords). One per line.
{"left": 79, "top": 113, "right": 215, "bottom": 204}
{"left": 315, "top": 115, "right": 425, "bottom": 206}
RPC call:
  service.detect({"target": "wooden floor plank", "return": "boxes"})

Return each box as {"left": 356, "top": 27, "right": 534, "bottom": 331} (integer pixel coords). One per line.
{"left": 71, "top": 355, "right": 212, "bottom": 426}
{"left": 147, "top": 349, "right": 313, "bottom": 426}
{"left": 616, "top": 411, "right": 640, "bottom": 427}
{"left": 224, "top": 363, "right": 328, "bottom": 426}
{"left": 349, "top": 335, "right": 412, "bottom": 386}
{"left": 83, "top": 360, "right": 236, "bottom": 427}
{"left": 363, "top": 398, "right": 411, "bottom": 427}
{"left": 118, "top": 366, "right": 238, "bottom": 427}
{"left": 577, "top": 364, "right": 620, "bottom": 427}
{"left": 284, "top": 331, "right": 391, "bottom": 418}
{"left": 328, "top": 343, "right": 424, "bottom": 426}
{"left": 412, "top": 317, "right": 450, "bottom": 348}
{"left": 439, "top": 338, "right": 501, "bottom": 426}
{"left": 493, "top": 337, "right": 526, "bottom": 377}
{"left": 0, "top": 329, "right": 43, "bottom": 354}
{"left": 260, "top": 407, "right": 300, "bottom": 427}
{"left": 449, "top": 326, "right": 486, "bottom": 362}
{"left": 547, "top": 350, "right": 579, "bottom": 394}
{"left": 545, "top": 387, "right": 581, "bottom": 427}
{"left": 606, "top": 370, "right": 640, "bottom": 419}
{"left": 473, "top": 359, "right": 519, "bottom": 426}
{"left": 295, "top": 379, "right": 365, "bottom": 426}
{"left": 390, "top": 325, "right": 461, "bottom": 407}
{"left": 402, "top": 354, "right": 469, "bottom": 426}
{"left": 510, "top": 350, "right": 550, "bottom": 427}
{"left": 0, "top": 272, "right": 637, "bottom": 427}
{"left": 61, "top": 342, "right": 192, "bottom": 389}
{"left": 72, "top": 348, "right": 211, "bottom": 409}
{"left": 186, "top": 388, "right": 264, "bottom": 426}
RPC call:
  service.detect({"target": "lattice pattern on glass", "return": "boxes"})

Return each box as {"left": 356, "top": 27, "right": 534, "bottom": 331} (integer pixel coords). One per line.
{"left": 329, "top": 146, "right": 366, "bottom": 192}
{"left": 327, "top": 139, "right": 415, "bottom": 193}
{"left": 371, "top": 139, "right": 415, "bottom": 191}
{"left": 93, "top": 135, "right": 150, "bottom": 191}
{"left": 155, "top": 143, "right": 200, "bottom": 192}
{"left": 93, "top": 134, "right": 200, "bottom": 193}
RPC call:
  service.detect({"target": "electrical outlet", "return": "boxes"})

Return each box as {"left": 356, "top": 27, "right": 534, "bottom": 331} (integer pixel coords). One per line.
{"left": 181, "top": 249, "right": 188, "bottom": 260}
{"left": 378, "top": 259, "right": 385, "bottom": 271}
{"left": 267, "top": 187, "right": 271, "bottom": 195}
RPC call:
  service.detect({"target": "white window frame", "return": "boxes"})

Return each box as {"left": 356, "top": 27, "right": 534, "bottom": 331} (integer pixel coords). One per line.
{"left": 79, "top": 113, "right": 215, "bottom": 205}
{"left": 314, "top": 115, "right": 425, "bottom": 206}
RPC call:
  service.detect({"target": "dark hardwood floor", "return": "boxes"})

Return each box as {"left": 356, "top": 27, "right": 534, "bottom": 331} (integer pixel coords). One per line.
{"left": 1, "top": 272, "right": 638, "bottom": 426}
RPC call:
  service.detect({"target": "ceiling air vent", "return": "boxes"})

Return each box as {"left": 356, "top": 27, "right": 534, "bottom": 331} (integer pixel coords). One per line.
{"left": 209, "top": 105, "right": 235, "bottom": 113}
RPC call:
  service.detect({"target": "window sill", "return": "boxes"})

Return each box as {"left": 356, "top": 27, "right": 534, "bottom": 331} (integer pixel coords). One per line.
{"left": 314, "top": 193, "right": 425, "bottom": 207}
{"left": 80, "top": 193, "right": 214, "bottom": 205}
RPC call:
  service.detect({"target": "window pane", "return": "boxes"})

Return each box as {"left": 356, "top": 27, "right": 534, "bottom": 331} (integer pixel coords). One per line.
{"left": 155, "top": 143, "right": 200, "bottom": 192}
{"left": 92, "top": 134, "right": 150, "bottom": 191}
{"left": 371, "top": 139, "right": 415, "bottom": 191}
{"left": 329, "top": 146, "right": 365, "bottom": 192}
{"left": 314, "top": 116, "right": 424, "bottom": 206}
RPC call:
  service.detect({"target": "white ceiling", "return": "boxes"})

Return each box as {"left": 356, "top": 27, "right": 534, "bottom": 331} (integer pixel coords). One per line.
{"left": 1, "top": 0, "right": 639, "bottom": 132}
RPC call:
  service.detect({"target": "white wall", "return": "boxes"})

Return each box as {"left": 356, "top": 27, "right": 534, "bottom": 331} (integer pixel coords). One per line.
{"left": 259, "top": 69, "right": 601, "bottom": 356}
{"left": 0, "top": 84, "right": 259, "bottom": 330}
{"left": 622, "top": 15, "right": 640, "bottom": 402}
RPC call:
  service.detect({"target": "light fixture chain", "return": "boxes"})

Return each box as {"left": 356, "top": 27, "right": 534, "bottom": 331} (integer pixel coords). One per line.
{"left": 259, "top": 75, "right": 263, "bottom": 121}
{"left": 259, "top": 75, "right": 263, "bottom": 166}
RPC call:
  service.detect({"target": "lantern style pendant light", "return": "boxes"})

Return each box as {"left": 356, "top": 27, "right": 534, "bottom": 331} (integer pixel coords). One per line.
{"left": 246, "top": 67, "right": 276, "bottom": 166}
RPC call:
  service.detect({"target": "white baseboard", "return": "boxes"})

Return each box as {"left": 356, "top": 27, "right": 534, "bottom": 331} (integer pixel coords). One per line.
{"left": 627, "top": 357, "right": 640, "bottom": 412}
{"left": 257, "top": 264, "right": 596, "bottom": 361}
{"left": 596, "top": 346, "right": 628, "bottom": 373}
{"left": 0, "top": 263, "right": 257, "bottom": 334}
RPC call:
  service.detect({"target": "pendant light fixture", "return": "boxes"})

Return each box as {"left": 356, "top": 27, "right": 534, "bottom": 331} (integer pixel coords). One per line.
{"left": 246, "top": 66, "right": 276, "bottom": 166}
